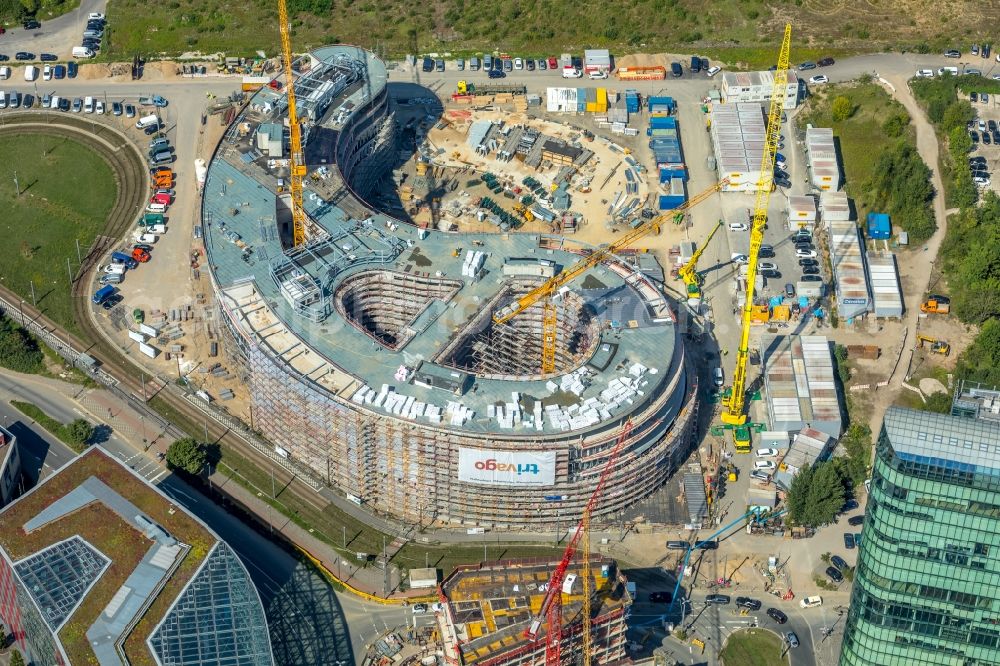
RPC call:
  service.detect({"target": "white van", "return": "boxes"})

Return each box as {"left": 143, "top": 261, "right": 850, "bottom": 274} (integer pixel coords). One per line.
{"left": 136, "top": 113, "right": 159, "bottom": 129}
{"left": 72, "top": 46, "right": 95, "bottom": 59}
{"left": 84, "top": 96, "right": 94, "bottom": 113}
{"left": 938, "top": 66, "right": 959, "bottom": 76}
{"left": 561, "top": 66, "right": 582, "bottom": 79}
{"left": 50, "top": 95, "right": 61, "bottom": 109}
{"left": 146, "top": 202, "right": 167, "bottom": 213}
{"left": 0, "top": 67, "right": 9, "bottom": 80}
{"left": 24, "top": 65, "right": 38, "bottom": 81}
{"left": 0, "top": 92, "right": 7, "bottom": 110}
{"left": 104, "top": 263, "right": 127, "bottom": 275}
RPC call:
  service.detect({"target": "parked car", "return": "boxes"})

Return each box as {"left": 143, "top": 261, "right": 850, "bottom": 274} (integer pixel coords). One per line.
{"left": 945, "top": 49, "right": 961, "bottom": 58}
{"left": 831, "top": 555, "right": 849, "bottom": 571}
{"left": 756, "top": 448, "right": 779, "bottom": 458}
{"left": 22, "top": 19, "right": 41, "bottom": 30}
{"left": 488, "top": 69, "right": 505, "bottom": 79}
{"left": 72, "top": 97, "right": 82, "bottom": 112}
{"left": 757, "top": 262, "right": 777, "bottom": 271}
{"left": 760, "top": 268, "right": 781, "bottom": 279}
{"left": 112, "top": 101, "right": 123, "bottom": 115}
{"left": 67, "top": 62, "right": 77, "bottom": 77}
{"left": 42, "top": 64, "right": 51, "bottom": 80}
{"left": 666, "top": 540, "right": 689, "bottom": 550}
{"left": 750, "top": 470, "right": 771, "bottom": 483}
{"left": 786, "top": 632, "right": 800, "bottom": 649}
{"left": 412, "top": 603, "right": 428, "bottom": 614}
{"left": 588, "top": 70, "right": 608, "bottom": 80}
{"left": 801, "top": 274, "right": 824, "bottom": 282}
{"left": 125, "top": 104, "right": 136, "bottom": 118}
{"left": 784, "top": 283, "right": 795, "bottom": 297}
{"left": 736, "top": 597, "right": 762, "bottom": 610}
{"left": 844, "top": 533, "right": 856, "bottom": 549}
{"left": 695, "top": 539, "right": 718, "bottom": 550}
{"left": 39, "top": 52, "right": 57, "bottom": 61}
{"left": 15, "top": 52, "right": 34, "bottom": 61}
{"left": 513, "top": 57, "right": 523, "bottom": 70}
{"left": 712, "top": 367, "right": 724, "bottom": 387}
{"left": 826, "top": 566, "right": 844, "bottom": 583}
{"left": 796, "top": 249, "right": 818, "bottom": 259}
{"left": 728, "top": 222, "right": 749, "bottom": 232}
{"left": 670, "top": 62, "right": 682, "bottom": 77}
{"left": 802, "top": 266, "right": 820, "bottom": 275}
{"left": 767, "top": 608, "right": 788, "bottom": 624}
{"left": 848, "top": 515, "right": 865, "bottom": 526}
{"left": 809, "top": 75, "right": 829, "bottom": 84}
{"left": 53, "top": 65, "right": 64, "bottom": 78}
{"left": 754, "top": 460, "right": 776, "bottom": 471}
{"left": 537, "top": 58, "right": 546, "bottom": 70}
{"left": 798, "top": 61, "right": 817, "bottom": 70}
{"left": 547, "top": 57, "right": 558, "bottom": 69}
{"left": 707, "top": 65, "right": 721, "bottom": 77}
{"left": 503, "top": 58, "right": 512, "bottom": 72}
{"left": 818, "top": 57, "right": 835, "bottom": 66}
{"left": 800, "top": 596, "right": 823, "bottom": 608}
{"left": 705, "top": 594, "right": 730, "bottom": 605}
{"left": 525, "top": 59, "right": 534, "bottom": 71}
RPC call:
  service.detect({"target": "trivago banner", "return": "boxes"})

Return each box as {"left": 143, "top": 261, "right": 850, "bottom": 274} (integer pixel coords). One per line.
{"left": 457, "top": 448, "right": 556, "bottom": 486}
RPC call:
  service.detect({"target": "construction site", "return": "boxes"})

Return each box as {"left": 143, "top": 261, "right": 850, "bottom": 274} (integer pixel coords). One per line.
{"left": 437, "top": 557, "right": 630, "bottom": 666}
{"left": 190, "top": 44, "right": 700, "bottom": 529}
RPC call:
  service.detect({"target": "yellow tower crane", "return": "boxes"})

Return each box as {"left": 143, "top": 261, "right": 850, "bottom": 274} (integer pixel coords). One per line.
{"left": 677, "top": 219, "right": 724, "bottom": 305}
{"left": 277, "top": 0, "right": 308, "bottom": 247}
{"left": 721, "top": 23, "right": 792, "bottom": 427}
{"left": 492, "top": 180, "right": 728, "bottom": 372}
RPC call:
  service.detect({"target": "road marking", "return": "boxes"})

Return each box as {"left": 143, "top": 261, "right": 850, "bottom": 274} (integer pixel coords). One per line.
{"left": 149, "top": 470, "right": 167, "bottom": 483}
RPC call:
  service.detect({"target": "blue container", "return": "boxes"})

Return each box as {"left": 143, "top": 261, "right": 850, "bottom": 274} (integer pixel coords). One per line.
{"left": 649, "top": 115, "right": 677, "bottom": 129}
{"left": 647, "top": 95, "right": 676, "bottom": 113}
{"left": 867, "top": 212, "right": 891, "bottom": 239}
{"left": 659, "top": 194, "right": 686, "bottom": 210}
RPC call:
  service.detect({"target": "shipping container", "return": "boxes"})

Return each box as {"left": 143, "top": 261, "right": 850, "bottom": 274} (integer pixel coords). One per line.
{"left": 866, "top": 212, "right": 891, "bottom": 239}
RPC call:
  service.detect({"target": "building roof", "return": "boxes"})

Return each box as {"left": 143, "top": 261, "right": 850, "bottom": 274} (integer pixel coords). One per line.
{"left": 0, "top": 448, "right": 273, "bottom": 666}
{"left": 884, "top": 406, "right": 1000, "bottom": 474}
{"left": 203, "top": 45, "right": 681, "bottom": 440}
{"left": 541, "top": 139, "right": 583, "bottom": 160}
{"left": 763, "top": 335, "right": 842, "bottom": 438}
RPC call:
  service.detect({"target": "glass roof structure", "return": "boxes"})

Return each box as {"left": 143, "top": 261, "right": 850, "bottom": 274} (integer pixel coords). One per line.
{"left": 14, "top": 536, "right": 110, "bottom": 632}
{"left": 148, "top": 542, "right": 273, "bottom": 666}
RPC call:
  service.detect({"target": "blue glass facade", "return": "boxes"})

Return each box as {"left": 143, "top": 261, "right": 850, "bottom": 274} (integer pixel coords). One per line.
{"left": 839, "top": 407, "right": 1000, "bottom": 666}
{"left": 149, "top": 543, "right": 273, "bottom": 666}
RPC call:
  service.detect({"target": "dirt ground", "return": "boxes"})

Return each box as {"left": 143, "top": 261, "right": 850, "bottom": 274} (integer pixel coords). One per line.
{"left": 423, "top": 108, "right": 652, "bottom": 239}
{"left": 76, "top": 60, "right": 226, "bottom": 82}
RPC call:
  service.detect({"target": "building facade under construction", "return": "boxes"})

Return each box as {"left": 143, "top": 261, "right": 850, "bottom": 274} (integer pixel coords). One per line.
{"left": 202, "top": 46, "right": 698, "bottom": 529}
{"left": 437, "top": 557, "right": 631, "bottom": 666}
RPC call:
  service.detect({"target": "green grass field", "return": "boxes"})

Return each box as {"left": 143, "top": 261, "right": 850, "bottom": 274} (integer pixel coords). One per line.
{"left": 720, "top": 629, "right": 789, "bottom": 666}
{"left": 0, "top": 134, "right": 116, "bottom": 335}
{"left": 103, "top": 0, "right": 995, "bottom": 64}
{"left": 799, "top": 82, "right": 911, "bottom": 210}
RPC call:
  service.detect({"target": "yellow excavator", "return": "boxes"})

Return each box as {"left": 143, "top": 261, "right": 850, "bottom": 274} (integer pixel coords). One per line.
{"left": 678, "top": 220, "right": 724, "bottom": 306}
{"left": 917, "top": 335, "right": 950, "bottom": 356}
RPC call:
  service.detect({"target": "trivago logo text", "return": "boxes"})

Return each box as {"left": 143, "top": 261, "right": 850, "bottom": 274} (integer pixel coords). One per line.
{"left": 473, "top": 458, "right": 542, "bottom": 476}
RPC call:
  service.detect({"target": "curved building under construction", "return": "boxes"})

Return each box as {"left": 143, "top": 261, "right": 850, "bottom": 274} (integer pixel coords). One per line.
{"left": 201, "top": 45, "right": 698, "bottom": 528}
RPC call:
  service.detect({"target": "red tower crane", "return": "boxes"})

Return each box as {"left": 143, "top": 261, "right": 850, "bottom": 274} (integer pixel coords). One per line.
{"left": 525, "top": 418, "right": 634, "bottom": 666}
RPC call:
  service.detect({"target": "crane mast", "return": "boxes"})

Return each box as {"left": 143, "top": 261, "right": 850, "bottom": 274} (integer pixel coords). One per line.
{"left": 277, "top": 0, "right": 308, "bottom": 248}
{"left": 721, "top": 23, "right": 792, "bottom": 425}
{"left": 527, "top": 420, "right": 633, "bottom": 666}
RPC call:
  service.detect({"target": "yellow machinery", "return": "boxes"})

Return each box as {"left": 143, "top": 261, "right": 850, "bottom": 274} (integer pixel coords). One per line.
{"left": 920, "top": 295, "right": 951, "bottom": 314}
{"left": 677, "top": 219, "right": 723, "bottom": 305}
{"left": 277, "top": 0, "right": 308, "bottom": 247}
{"left": 457, "top": 80, "right": 468, "bottom": 94}
{"left": 493, "top": 181, "right": 727, "bottom": 372}
{"left": 917, "top": 335, "right": 951, "bottom": 355}
{"left": 721, "top": 23, "right": 792, "bottom": 428}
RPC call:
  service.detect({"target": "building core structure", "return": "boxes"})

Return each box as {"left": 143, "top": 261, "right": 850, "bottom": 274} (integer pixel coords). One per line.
{"left": 437, "top": 557, "right": 630, "bottom": 666}
{"left": 0, "top": 447, "right": 273, "bottom": 666}
{"left": 840, "top": 401, "right": 1000, "bottom": 666}
{"left": 202, "top": 46, "right": 698, "bottom": 529}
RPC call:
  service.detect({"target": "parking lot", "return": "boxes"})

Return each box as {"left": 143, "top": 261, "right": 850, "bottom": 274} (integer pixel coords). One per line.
{"left": 966, "top": 90, "right": 1000, "bottom": 194}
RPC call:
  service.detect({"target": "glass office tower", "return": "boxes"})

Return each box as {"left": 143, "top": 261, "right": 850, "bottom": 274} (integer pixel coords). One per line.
{"left": 839, "top": 406, "right": 1000, "bottom": 666}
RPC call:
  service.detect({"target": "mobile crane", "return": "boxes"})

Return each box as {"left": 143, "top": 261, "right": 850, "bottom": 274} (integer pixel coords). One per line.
{"left": 493, "top": 180, "right": 727, "bottom": 372}
{"left": 677, "top": 219, "right": 723, "bottom": 306}
{"left": 721, "top": 24, "right": 792, "bottom": 430}
{"left": 277, "top": 0, "right": 308, "bottom": 247}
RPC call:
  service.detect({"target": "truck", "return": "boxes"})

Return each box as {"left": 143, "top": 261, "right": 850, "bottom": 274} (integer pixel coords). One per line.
{"left": 139, "top": 213, "right": 165, "bottom": 227}
{"left": 136, "top": 113, "right": 160, "bottom": 129}
{"left": 111, "top": 251, "right": 139, "bottom": 269}
{"left": 92, "top": 285, "right": 116, "bottom": 305}
{"left": 138, "top": 95, "right": 168, "bottom": 107}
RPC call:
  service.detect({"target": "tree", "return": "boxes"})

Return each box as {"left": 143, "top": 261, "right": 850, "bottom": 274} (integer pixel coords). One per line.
{"left": 10, "top": 649, "right": 25, "bottom": 666}
{"left": 839, "top": 423, "right": 872, "bottom": 487}
{"left": 64, "top": 418, "right": 94, "bottom": 447}
{"left": 787, "top": 462, "right": 847, "bottom": 527}
{"left": 922, "top": 391, "right": 952, "bottom": 414}
{"left": 881, "top": 112, "right": 909, "bottom": 138}
{"left": 833, "top": 344, "right": 851, "bottom": 385}
{"left": 166, "top": 437, "right": 208, "bottom": 475}
{"left": 831, "top": 96, "right": 855, "bottom": 121}
{"left": 0, "top": 313, "right": 44, "bottom": 374}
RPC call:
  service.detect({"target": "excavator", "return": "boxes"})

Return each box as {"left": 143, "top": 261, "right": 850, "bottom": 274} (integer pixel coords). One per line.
{"left": 917, "top": 335, "right": 950, "bottom": 356}
{"left": 920, "top": 295, "right": 950, "bottom": 314}
{"left": 677, "top": 220, "right": 723, "bottom": 306}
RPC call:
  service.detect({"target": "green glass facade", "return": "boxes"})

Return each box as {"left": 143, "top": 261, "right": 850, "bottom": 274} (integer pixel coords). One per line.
{"left": 840, "top": 407, "right": 1000, "bottom": 666}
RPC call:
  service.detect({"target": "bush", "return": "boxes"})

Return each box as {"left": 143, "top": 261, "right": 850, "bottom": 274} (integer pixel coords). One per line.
{"left": 166, "top": 437, "right": 209, "bottom": 475}
{"left": 10, "top": 649, "right": 25, "bottom": 666}
{"left": 922, "top": 391, "right": 953, "bottom": 414}
{"left": 834, "top": 344, "right": 851, "bottom": 384}
{"left": 831, "top": 96, "right": 855, "bottom": 121}
{"left": 863, "top": 141, "right": 936, "bottom": 243}
{"left": 65, "top": 419, "right": 94, "bottom": 447}
{"left": 0, "top": 313, "right": 44, "bottom": 374}
{"left": 787, "top": 462, "right": 847, "bottom": 527}
{"left": 881, "top": 112, "right": 909, "bottom": 138}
